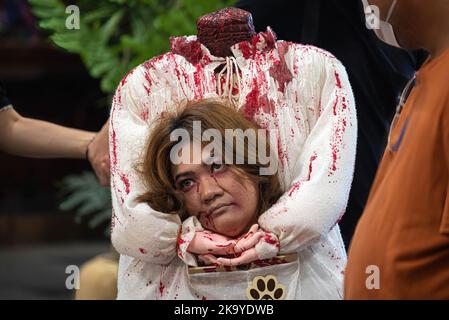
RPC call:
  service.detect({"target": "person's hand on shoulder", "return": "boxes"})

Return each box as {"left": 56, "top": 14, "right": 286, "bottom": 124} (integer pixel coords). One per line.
{"left": 87, "top": 120, "right": 110, "bottom": 186}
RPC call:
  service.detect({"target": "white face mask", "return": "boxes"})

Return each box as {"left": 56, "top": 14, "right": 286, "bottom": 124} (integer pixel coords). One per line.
{"left": 362, "top": 0, "right": 401, "bottom": 48}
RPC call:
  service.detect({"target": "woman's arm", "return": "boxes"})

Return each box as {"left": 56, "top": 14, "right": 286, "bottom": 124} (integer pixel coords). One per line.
{"left": 258, "top": 47, "right": 358, "bottom": 253}
{"left": 109, "top": 65, "right": 182, "bottom": 265}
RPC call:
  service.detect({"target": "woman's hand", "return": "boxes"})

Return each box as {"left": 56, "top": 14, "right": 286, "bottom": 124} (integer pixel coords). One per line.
{"left": 187, "top": 230, "right": 236, "bottom": 255}
{"left": 197, "top": 225, "right": 280, "bottom": 266}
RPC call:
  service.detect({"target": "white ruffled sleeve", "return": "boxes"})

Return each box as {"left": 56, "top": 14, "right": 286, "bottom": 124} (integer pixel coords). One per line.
{"left": 109, "top": 65, "right": 182, "bottom": 265}
{"left": 176, "top": 216, "right": 206, "bottom": 267}
{"left": 259, "top": 47, "right": 357, "bottom": 253}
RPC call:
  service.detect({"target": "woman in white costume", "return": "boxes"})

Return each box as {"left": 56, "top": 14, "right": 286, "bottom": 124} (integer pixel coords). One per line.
{"left": 109, "top": 8, "right": 357, "bottom": 299}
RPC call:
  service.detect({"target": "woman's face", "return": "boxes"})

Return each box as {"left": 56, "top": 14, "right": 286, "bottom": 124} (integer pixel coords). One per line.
{"left": 172, "top": 144, "right": 259, "bottom": 237}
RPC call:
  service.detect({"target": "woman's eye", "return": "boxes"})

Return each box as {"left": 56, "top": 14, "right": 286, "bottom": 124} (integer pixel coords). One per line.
{"left": 179, "top": 179, "right": 194, "bottom": 191}
{"left": 211, "top": 163, "right": 225, "bottom": 173}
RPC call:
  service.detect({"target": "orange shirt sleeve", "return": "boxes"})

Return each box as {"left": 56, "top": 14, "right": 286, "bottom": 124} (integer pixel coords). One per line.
{"left": 440, "top": 100, "right": 449, "bottom": 234}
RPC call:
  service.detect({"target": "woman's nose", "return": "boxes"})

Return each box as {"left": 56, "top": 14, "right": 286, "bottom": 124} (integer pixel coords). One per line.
{"left": 200, "top": 175, "right": 223, "bottom": 203}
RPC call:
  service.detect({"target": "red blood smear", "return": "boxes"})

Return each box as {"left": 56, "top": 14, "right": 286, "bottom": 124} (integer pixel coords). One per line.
{"left": 239, "top": 41, "right": 254, "bottom": 59}
{"left": 288, "top": 182, "right": 301, "bottom": 197}
{"left": 170, "top": 37, "right": 203, "bottom": 65}
{"left": 177, "top": 226, "right": 185, "bottom": 258}
{"left": 231, "top": 82, "right": 239, "bottom": 96}
{"left": 111, "top": 129, "right": 118, "bottom": 167}
{"left": 178, "top": 237, "right": 186, "bottom": 246}
{"left": 243, "top": 79, "right": 260, "bottom": 120}
{"left": 269, "top": 43, "right": 293, "bottom": 92}
{"left": 331, "top": 147, "right": 338, "bottom": 171}
{"left": 335, "top": 71, "right": 342, "bottom": 89}
{"left": 242, "top": 231, "right": 254, "bottom": 240}
{"left": 251, "top": 34, "right": 259, "bottom": 48}
{"left": 260, "top": 28, "right": 277, "bottom": 49}
{"left": 259, "top": 94, "right": 276, "bottom": 116}
{"left": 263, "top": 234, "right": 277, "bottom": 245}
{"left": 202, "top": 233, "right": 214, "bottom": 242}
{"left": 306, "top": 154, "right": 318, "bottom": 181}
{"left": 193, "top": 65, "right": 204, "bottom": 99}
{"left": 202, "top": 296, "right": 207, "bottom": 300}
{"left": 140, "top": 108, "right": 149, "bottom": 121}
{"left": 120, "top": 174, "right": 130, "bottom": 195}
{"left": 333, "top": 96, "right": 339, "bottom": 116}
{"left": 159, "top": 281, "right": 165, "bottom": 296}
{"left": 144, "top": 70, "right": 152, "bottom": 88}
{"left": 139, "top": 248, "right": 147, "bottom": 254}
{"left": 120, "top": 68, "right": 135, "bottom": 87}
{"left": 215, "top": 243, "right": 232, "bottom": 248}
{"left": 166, "top": 54, "right": 188, "bottom": 97}
{"left": 142, "top": 55, "right": 165, "bottom": 71}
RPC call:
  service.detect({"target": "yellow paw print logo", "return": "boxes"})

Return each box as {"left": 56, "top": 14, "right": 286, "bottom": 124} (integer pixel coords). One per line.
{"left": 246, "top": 275, "right": 286, "bottom": 300}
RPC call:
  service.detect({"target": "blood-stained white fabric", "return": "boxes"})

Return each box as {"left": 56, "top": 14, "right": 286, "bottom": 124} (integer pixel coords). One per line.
{"left": 110, "top": 28, "right": 357, "bottom": 299}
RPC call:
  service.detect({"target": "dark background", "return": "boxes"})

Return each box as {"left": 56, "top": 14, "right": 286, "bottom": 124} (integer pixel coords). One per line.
{"left": 0, "top": 0, "right": 110, "bottom": 299}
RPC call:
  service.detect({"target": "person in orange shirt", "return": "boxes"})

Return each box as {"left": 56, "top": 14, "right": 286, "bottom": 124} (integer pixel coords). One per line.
{"left": 345, "top": 0, "right": 449, "bottom": 299}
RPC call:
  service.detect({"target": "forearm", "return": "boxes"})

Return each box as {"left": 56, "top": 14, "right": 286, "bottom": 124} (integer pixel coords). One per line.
{"left": 2, "top": 111, "right": 95, "bottom": 159}
{"left": 259, "top": 53, "right": 357, "bottom": 253}
{"left": 110, "top": 78, "right": 180, "bottom": 264}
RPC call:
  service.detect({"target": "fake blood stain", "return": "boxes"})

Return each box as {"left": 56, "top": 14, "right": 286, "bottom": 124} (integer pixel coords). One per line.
{"left": 159, "top": 281, "right": 165, "bottom": 296}
{"left": 269, "top": 43, "right": 293, "bottom": 93}
{"left": 120, "top": 174, "right": 130, "bottom": 195}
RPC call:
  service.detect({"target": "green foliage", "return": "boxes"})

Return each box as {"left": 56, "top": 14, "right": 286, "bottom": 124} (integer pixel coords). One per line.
{"left": 57, "top": 171, "right": 112, "bottom": 235}
{"left": 29, "top": 0, "right": 234, "bottom": 93}
{"left": 30, "top": 0, "right": 233, "bottom": 234}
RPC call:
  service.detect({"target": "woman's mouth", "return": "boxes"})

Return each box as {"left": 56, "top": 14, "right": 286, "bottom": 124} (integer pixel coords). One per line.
{"left": 207, "top": 203, "right": 233, "bottom": 217}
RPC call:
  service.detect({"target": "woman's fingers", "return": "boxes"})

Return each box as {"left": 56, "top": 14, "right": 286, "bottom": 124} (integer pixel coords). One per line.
{"left": 188, "top": 231, "right": 236, "bottom": 255}
{"left": 198, "top": 254, "right": 218, "bottom": 265}
{"left": 209, "top": 240, "right": 236, "bottom": 255}
{"left": 247, "top": 224, "right": 259, "bottom": 234}
{"left": 216, "top": 248, "right": 259, "bottom": 266}
{"left": 234, "top": 231, "right": 264, "bottom": 254}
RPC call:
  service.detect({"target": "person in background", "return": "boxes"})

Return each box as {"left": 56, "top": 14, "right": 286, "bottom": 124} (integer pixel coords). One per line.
{"left": 0, "top": 81, "right": 110, "bottom": 186}
{"left": 345, "top": 0, "right": 449, "bottom": 299}
{"left": 234, "top": 0, "right": 427, "bottom": 247}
